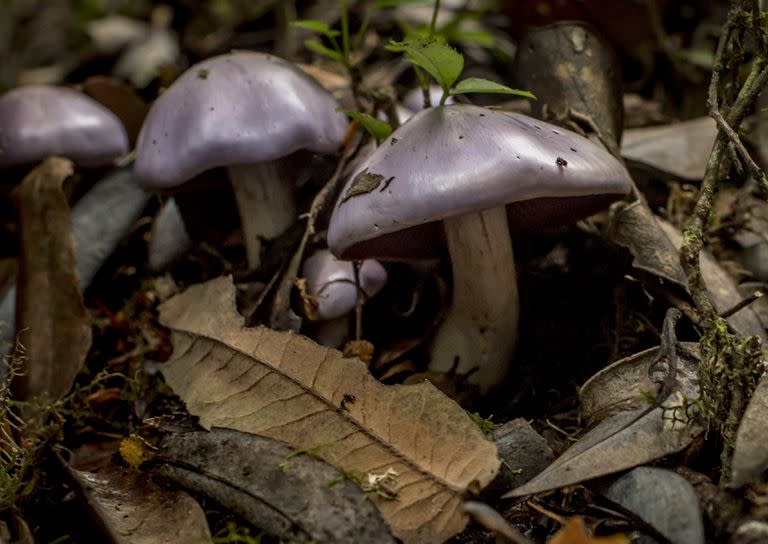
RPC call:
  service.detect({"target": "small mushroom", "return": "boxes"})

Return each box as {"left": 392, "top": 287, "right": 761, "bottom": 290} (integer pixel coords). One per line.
{"left": 0, "top": 85, "right": 129, "bottom": 168}
{"left": 328, "top": 104, "right": 632, "bottom": 390}
{"left": 135, "top": 51, "right": 349, "bottom": 270}
{"left": 301, "top": 249, "right": 387, "bottom": 347}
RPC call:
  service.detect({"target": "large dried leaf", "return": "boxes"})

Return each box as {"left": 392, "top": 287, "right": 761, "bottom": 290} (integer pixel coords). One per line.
{"left": 12, "top": 157, "right": 91, "bottom": 400}
{"left": 154, "top": 429, "right": 394, "bottom": 543}
{"left": 66, "top": 462, "right": 210, "bottom": 543}
{"left": 159, "top": 276, "right": 499, "bottom": 544}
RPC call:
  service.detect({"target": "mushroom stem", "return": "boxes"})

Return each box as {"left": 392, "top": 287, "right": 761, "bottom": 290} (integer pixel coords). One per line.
{"left": 429, "top": 206, "right": 519, "bottom": 390}
{"left": 228, "top": 162, "right": 296, "bottom": 270}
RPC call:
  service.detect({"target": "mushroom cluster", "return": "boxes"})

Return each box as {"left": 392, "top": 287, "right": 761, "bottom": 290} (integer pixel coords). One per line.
{"left": 328, "top": 104, "right": 632, "bottom": 390}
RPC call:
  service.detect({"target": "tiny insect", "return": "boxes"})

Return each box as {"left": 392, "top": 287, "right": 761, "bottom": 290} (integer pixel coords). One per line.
{"left": 556, "top": 157, "right": 568, "bottom": 167}
{"left": 341, "top": 394, "right": 356, "bottom": 410}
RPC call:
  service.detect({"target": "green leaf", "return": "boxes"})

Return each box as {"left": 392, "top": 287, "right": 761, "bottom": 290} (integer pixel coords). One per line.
{"left": 386, "top": 37, "right": 464, "bottom": 93}
{"left": 290, "top": 19, "right": 340, "bottom": 38}
{"left": 304, "top": 40, "right": 343, "bottom": 63}
{"left": 341, "top": 110, "right": 393, "bottom": 144}
{"left": 451, "top": 77, "right": 536, "bottom": 99}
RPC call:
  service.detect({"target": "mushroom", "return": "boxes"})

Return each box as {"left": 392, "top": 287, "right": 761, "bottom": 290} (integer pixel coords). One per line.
{"left": 327, "top": 104, "right": 632, "bottom": 390}
{"left": 302, "top": 249, "right": 388, "bottom": 321}
{"left": 0, "top": 86, "right": 147, "bottom": 358}
{"left": 0, "top": 85, "right": 129, "bottom": 168}
{"left": 135, "top": 51, "right": 349, "bottom": 270}
{"left": 300, "top": 249, "right": 387, "bottom": 348}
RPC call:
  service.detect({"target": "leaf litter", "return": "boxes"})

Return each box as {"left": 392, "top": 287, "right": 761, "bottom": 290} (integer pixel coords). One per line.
{"left": 158, "top": 275, "right": 500, "bottom": 544}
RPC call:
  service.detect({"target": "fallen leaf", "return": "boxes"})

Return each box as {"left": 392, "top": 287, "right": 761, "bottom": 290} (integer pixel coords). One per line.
{"left": 550, "top": 517, "right": 630, "bottom": 544}
{"left": 655, "top": 217, "right": 766, "bottom": 340}
{"left": 159, "top": 276, "right": 499, "bottom": 544}
{"left": 82, "top": 76, "right": 150, "bottom": 145}
{"left": 12, "top": 157, "right": 91, "bottom": 401}
{"left": 601, "top": 467, "right": 705, "bottom": 544}
{"left": 621, "top": 117, "right": 717, "bottom": 180}
{"left": 154, "top": 428, "right": 395, "bottom": 543}
{"left": 462, "top": 501, "right": 533, "bottom": 544}
{"left": 580, "top": 343, "right": 698, "bottom": 426}
{"left": 608, "top": 201, "right": 766, "bottom": 340}
{"left": 730, "top": 372, "right": 768, "bottom": 487}
{"left": 65, "top": 461, "right": 210, "bottom": 544}
{"left": 506, "top": 338, "right": 704, "bottom": 498}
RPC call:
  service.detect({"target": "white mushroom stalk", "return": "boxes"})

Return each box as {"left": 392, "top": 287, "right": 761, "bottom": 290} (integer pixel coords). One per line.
{"left": 228, "top": 161, "right": 296, "bottom": 270}
{"left": 148, "top": 197, "right": 192, "bottom": 272}
{"left": 429, "top": 207, "right": 519, "bottom": 387}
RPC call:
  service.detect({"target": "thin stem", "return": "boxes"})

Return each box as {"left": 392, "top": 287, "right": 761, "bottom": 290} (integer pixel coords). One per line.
{"left": 341, "top": 0, "right": 351, "bottom": 67}
{"left": 429, "top": 0, "right": 441, "bottom": 37}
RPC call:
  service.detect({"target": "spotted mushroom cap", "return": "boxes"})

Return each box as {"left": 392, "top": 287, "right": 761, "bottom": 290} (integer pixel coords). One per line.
{"left": 302, "top": 249, "right": 387, "bottom": 321}
{"left": 328, "top": 104, "right": 632, "bottom": 260}
{"left": 0, "top": 85, "right": 129, "bottom": 168}
{"left": 135, "top": 51, "right": 349, "bottom": 189}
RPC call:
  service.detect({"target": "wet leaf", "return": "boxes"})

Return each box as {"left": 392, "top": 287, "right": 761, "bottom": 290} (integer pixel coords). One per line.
{"left": 608, "top": 202, "right": 766, "bottom": 340}
{"left": 731, "top": 373, "right": 768, "bottom": 487}
{"left": 601, "top": 467, "right": 705, "bottom": 544}
{"left": 12, "top": 157, "right": 91, "bottom": 401}
{"left": 655, "top": 218, "right": 766, "bottom": 340}
{"left": 621, "top": 117, "right": 717, "bottom": 180}
{"left": 159, "top": 276, "right": 499, "bottom": 544}
{"left": 607, "top": 200, "right": 688, "bottom": 289}
{"left": 154, "top": 428, "right": 395, "bottom": 544}
{"left": 66, "top": 462, "right": 210, "bottom": 544}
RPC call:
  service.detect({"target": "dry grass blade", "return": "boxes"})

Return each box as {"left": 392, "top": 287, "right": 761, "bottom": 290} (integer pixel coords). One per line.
{"left": 159, "top": 276, "right": 500, "bottom": 544}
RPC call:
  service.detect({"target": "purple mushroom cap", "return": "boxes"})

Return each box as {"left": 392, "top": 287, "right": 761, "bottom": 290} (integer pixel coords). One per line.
{"left": 135, "top": 51, "right": 349, "bottom": 189}
{"left": 328, "top": 104, "right": 632, "bottom": 260}
{"left": 0, "top": 85, "right": 129, "bottom": 168}
{"left": 302, "top": 249, "right": 387, "bottom": 321}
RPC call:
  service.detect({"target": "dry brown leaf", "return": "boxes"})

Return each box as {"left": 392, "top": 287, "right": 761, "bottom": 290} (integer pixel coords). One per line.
{"left": 159, "top": 276, "right": 500, "bottom": 544}
{"left": 12, "top": 157, "right": 91, "bottom": 401}
{"left": 66, "top": 462, "right": 210, "bottom": 544}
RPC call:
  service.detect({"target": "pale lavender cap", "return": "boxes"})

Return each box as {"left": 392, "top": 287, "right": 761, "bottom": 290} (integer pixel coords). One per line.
{"left": 135, "top": 51, "right": 349, "bottom": 189}
{"left": 328, "top": 104, "right": 632, "bottom": 259}
{"left": 302, "top": 249, "right": 387, "bottom": 320}
{"left": 0, "top": 85, "right": 129, "bottom": 168}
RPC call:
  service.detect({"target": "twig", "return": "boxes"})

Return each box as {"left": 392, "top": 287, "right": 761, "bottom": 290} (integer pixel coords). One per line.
{"left": 268, "top": 132, "right": 361, "bottom": 329}
{"left": 679, "top": 0, "right": 768, "bottom": 483}
{"left": 719, "top": 287, "right": 767, "bottom": 319}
